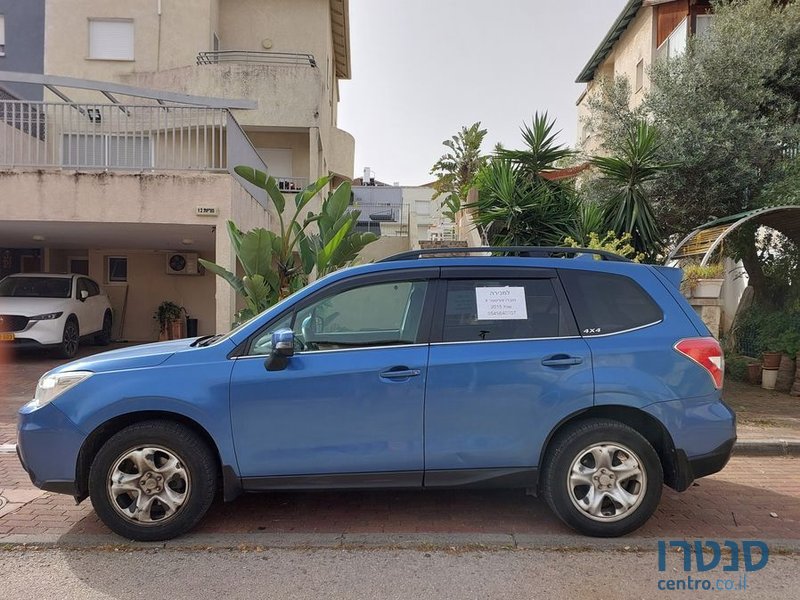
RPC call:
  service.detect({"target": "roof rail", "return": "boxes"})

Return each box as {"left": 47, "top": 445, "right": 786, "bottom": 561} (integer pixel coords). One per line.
{"left": 378, "top": 246, "right": 632, "bottom": 263}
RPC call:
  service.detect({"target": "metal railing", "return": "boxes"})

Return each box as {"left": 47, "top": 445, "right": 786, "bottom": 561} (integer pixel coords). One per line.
{"left": 197, "top": 50, "right": 316, "bottom": 67}
{"left": 0, "top": 101, "right": 228, "bottom": 171}
{"left": 350, "top": 203, "right": 410, "bottom": 237}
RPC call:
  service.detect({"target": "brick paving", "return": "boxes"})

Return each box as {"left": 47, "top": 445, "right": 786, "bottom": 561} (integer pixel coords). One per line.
{"left": 1, "top": 454, "right": 798, "bottom": 539}
{"left": 2, "top": 345, "right": 800, "bottom": 543}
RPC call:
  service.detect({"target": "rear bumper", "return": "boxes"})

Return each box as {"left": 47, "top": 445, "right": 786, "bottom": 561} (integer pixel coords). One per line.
{"left": 671, "top": 438, "right": 736, "bottom": 492}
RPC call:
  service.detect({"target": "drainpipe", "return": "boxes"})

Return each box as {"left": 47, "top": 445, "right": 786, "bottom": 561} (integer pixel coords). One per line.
{"left": 156, "top": 0, "right": 163, "bottom": 71}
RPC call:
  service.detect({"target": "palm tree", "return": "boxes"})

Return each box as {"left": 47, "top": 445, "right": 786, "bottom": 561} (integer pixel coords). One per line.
{"left": 467, "top": 113, "right": 581, "bottom": 246}
{"left": 591, "top": 120, "right": 675, "bottom": 257}
{"left": 430, "top": 122, "right": 488, "bottom": 221}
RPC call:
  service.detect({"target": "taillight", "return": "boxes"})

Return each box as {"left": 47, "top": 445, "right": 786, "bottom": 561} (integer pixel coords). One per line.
{"left": 675, "top": 337, "right": 725, "bottom": 389}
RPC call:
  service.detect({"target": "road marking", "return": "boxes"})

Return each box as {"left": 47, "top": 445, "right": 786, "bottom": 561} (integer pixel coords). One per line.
{"left": 0, "top": 443, "right": 17, "bottom": 453}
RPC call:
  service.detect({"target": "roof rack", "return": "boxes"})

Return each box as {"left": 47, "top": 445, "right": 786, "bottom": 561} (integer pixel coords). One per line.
{"left": 378, "top": 246, "right": 632, "bottom": 263}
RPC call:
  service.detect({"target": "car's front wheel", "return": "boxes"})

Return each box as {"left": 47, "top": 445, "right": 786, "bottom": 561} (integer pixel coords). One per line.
{"left": 542, "top": 419, "right": 663, "bottom": 537}
{"left": 58, "top": 318, "right": 79, "bottom": 359}
{"left": 89, "top": 420, "right": 218, "bottom": 541}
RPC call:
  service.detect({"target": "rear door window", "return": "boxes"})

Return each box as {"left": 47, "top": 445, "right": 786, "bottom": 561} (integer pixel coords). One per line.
{"left": 441, "top": 278, "right": 573, "bottom": 342}
{"left": 559, "top": 270, "right": 663, "bottom": 336}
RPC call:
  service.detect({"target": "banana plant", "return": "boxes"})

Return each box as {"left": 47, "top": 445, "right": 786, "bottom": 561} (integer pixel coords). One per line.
{"left": 199, "top": 169, "right": 378, "bottom": 323}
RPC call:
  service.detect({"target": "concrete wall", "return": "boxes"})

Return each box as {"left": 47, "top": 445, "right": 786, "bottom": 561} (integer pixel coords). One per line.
{"left": 0, "top": 0, "right": 45, "bottom": 100}
{"left": 0, "top": 169, "right": 233, "bottom": 225}
{"left": 44, "top": 0, "right": 214, "bottom": 88}
{"left": 358, "top": 236, "right": 410, "bottom": 263}
{"left": 0, "top": 120, "right": 47, "bottom": 166}
{"left": 86, "top": 249, "right": 217, "bottom": 341}
{"left": 576, "top": 5, "right": 656, "bottom": 151}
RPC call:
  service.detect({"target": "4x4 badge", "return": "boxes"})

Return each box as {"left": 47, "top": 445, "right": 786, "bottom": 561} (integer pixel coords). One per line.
{"left": 583, "top": 328, "right": 601, "bottom": 334}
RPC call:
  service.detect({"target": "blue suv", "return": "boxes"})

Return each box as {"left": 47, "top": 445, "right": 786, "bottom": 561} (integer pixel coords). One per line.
{"left": 16, "top": 247, "right": 736, "bottom": 540}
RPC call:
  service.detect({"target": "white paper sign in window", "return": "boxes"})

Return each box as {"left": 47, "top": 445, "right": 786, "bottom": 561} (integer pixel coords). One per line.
{"left": 475, "top": 286, "right": 528, "bottom": 320}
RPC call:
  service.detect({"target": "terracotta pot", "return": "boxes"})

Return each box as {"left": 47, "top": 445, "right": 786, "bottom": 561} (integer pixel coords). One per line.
{"left": 762, "top": 352, "right": 783, "bottom": 370}
{"left": 776, "top": 354, "right": 796, "bottom": 393}
{"left": 746, "top": 363, "right": 762, "bottom": 385}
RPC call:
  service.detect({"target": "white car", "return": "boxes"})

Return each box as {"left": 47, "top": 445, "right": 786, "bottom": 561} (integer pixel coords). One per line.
{"left": 0, "top": 273, "right": 113, "bottom": 358}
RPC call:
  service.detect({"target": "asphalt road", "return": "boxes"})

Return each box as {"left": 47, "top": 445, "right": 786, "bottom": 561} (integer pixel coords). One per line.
{"left": 1, "top": 547, "right": 799, "bottom": 600}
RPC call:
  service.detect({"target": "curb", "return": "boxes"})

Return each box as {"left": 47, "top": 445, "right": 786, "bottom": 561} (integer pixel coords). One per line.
{"left": 733, "top": 439, "right": 800, "bottom": 457}
{"left": 2, "top": 532, "right": 800, "bottom": 553}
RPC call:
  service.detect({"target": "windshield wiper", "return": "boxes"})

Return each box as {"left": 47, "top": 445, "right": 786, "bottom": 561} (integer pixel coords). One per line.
{"left": 191, "top": 334, "right": 223, "bottom": 347}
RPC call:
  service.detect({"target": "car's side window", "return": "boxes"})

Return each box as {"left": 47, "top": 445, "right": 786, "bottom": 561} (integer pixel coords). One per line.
{"left": 76, "top": 278, "right": 90, "bottom": 299}
{"left": 86, "top": 279, "right": 101, "bottom": 296}
{"left": 293, "top": 280, "right": 429, "bottom": 352}
{"left": 559, "top": 269, "right": 663, "bottom": 336}
{"left": 441, "top": 278, "right": 565, "bottom": 342}
{"left": 249, "top": 314, "right": 293, "bottom": 356}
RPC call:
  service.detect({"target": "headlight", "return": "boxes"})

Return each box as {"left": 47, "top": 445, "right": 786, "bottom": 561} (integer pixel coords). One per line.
{"left": 31, "top": 371, "right": 92, "bottom": 408}
{"left": 30, "top": 312, "right": 63, "bottom": 321}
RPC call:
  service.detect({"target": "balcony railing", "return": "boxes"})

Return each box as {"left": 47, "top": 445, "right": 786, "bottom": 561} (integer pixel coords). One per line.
{"left": 350, "top": 203, "right": 410, "bottom": 237}
{"left": 0, "top": 101, "right": 229, "bottom": 171}
{"left": 197, "top": 50, "right": 316, "bottom": 67}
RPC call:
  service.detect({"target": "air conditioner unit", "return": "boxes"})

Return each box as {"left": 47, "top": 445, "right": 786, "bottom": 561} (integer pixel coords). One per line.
{"left": 166, "top": 252, "right": 201, "bottom": 275}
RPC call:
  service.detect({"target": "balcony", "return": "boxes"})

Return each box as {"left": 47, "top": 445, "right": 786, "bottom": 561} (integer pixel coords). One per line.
{"left": 197, "top": 51, "right": 316, "bottom": 68}
{"left": 350, "top": 202, "right": 410, "bottom": 237}
{"left": 0, "top": 101, "right": 229, "bottom": 171}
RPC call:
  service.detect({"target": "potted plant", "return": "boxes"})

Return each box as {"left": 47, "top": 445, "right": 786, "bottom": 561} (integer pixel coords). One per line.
{"left": 681, "top": 262, "right": 725, "bottom": 299}
{"left": 154, "top": 301, "right": 184, "bottom": 341}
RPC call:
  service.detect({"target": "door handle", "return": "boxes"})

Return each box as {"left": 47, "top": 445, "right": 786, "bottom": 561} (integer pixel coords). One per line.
{"left": 541, "top": 355, "right": 583, "bottom": 367}
{"left": 379, "top": 367, "right": 421, "bottom": 380}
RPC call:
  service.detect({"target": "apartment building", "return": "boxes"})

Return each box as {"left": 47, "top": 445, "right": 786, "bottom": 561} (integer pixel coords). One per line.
{"left": 575, "top": 0, "right": 713, "bottom": 151}
{"left": 0, "top": 0, "right": 355, "bottom": 340}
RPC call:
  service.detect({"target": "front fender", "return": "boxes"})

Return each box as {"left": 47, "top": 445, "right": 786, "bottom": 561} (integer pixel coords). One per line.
{"left": 54, "top": 359, "right": 239, "bottom": 483}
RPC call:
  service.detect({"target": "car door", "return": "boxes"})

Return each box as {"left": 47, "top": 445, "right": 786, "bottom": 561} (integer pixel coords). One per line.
{"left": 73, "top": 278, "right": 94, "bottom": 334}
{"left": 77, "top": 277, "right": 103, "bottom": 333}
{"left": 423, "top": 267, "right": 594, "bottom": 486}
{"left": 228, "top": 268, "right": 437, "bottom": 486}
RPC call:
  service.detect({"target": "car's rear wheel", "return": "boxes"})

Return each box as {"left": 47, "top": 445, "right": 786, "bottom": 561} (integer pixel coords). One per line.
{"left": 89, "top": 421, "right": 217, "bottom": 541}
{"left": 542, "top": 419, "right": 662, "bottom": 537}
{"left": 94, "top": 311, "right": 113, "bottom": 346}
{"left": 58, "top": 318, "right": 79, "bottom": 359}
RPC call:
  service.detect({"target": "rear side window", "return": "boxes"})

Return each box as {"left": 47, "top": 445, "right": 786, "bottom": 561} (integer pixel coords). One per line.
{"left": 559, "top": 270, "right": 662, "bottom": 336}
{"left": 442, "top": 278, "right": 569, "bottom": 342}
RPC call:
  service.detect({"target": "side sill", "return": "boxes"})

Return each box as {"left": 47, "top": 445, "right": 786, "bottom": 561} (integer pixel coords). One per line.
{"left": 241, "top": 471, "right": 424, "bottom": 491}
{"left": 424, "top": 467, "right": 539, "bottom": 489}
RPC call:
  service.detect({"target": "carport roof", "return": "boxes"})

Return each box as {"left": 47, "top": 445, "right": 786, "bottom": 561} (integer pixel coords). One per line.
{"left": 667, "top": 205, "right": 800, "bottom": 265}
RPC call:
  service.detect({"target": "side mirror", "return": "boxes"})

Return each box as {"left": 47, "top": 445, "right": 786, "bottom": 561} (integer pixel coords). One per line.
{"left": 265, "top": 328, "right": 294, "bottom": 371}
{"left": 79, "top": 289, "right": 89, "bottom": 301}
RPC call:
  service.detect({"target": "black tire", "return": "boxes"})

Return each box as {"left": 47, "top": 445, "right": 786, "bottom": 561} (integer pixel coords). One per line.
{"left": 541, "top": 418, "right": 663, "bottom": 537}
{"left": 58, "top": 317, "right": 79, "bottom": 359}
{"left": 89, "top": 420, "right": 217, "bottom": 541}
{"left": 94, "top": 311, "right": 113, "bottom": 346}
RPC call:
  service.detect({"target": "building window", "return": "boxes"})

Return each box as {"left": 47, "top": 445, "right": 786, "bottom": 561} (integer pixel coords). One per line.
{"left": 107, "top": 256, "right": 128, "bottom": 283}
{"left": 656, "top": 17, "right": 688, "bottom": 61}
{"left": 62, "top": 134, "right": 152, "bottom": 169}
{"left": 0, "top": 15, "right": 6, "bottom": 56}
{"left": 695, "top": 14, "right": 714, "bottom": 39}
{"left": 635, "top": 59, "right": 644, "bottom": 92}
{"left": 89, "top": 19, "right": 134, "bottom": 61}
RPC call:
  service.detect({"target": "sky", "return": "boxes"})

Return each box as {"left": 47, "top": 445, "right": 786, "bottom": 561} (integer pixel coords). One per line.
{"left": 337, "top": 0, "right": 628, "bottom": 186}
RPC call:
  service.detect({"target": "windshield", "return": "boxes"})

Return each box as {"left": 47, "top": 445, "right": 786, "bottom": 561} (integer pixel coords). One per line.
{"left": 0, "top": 277, "right": 72, "bottom": 299}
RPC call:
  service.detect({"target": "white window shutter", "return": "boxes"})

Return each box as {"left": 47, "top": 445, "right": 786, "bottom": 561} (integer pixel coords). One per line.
{"left": 89, "top": 20, "right": 134, "bottom": 60}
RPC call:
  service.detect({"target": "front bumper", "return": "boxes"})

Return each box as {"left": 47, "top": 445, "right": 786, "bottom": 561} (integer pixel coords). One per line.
{"left": 17, "top": 400, "right": 85, "bottom": 496}
{"left": 5, "top": 316, "right": 67, "bottom": 347}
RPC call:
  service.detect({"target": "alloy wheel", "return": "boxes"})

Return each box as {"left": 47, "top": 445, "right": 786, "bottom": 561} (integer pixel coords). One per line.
{"left": 566, "top": 442, "right": 647, "bottom": 522}
{"left": 107, "top": 446, "right": 191, "bottom": 525}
